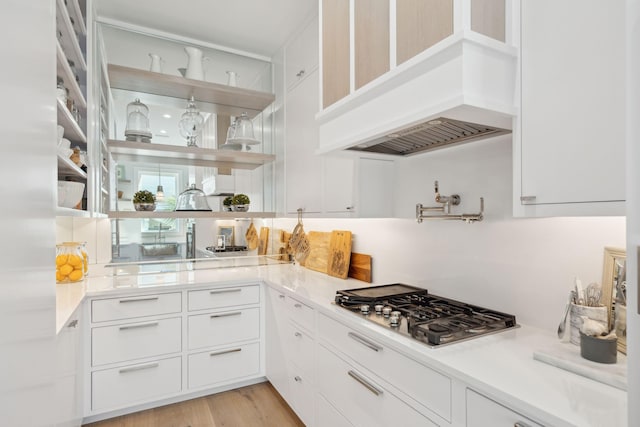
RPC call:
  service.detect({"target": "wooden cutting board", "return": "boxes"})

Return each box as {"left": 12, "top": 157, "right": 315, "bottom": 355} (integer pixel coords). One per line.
{"left": 245, "top": 223, "right": 259, "bottom": 250}
{"left": 327, "top": 230, "right": 352, "bottom": 279}
{"left": 257, "top": 227, "right": 269, "bottom": 255}
{"left": 348, "top": 253, "right": 372, "bottom": 283}
{"left": 303, "top": 231, "right": 332, "bottom": 272}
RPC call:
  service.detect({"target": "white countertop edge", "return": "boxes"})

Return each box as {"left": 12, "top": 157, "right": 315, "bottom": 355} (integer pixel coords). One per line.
{"left": 56, "top": 263, "right": 627, "bottom": 426}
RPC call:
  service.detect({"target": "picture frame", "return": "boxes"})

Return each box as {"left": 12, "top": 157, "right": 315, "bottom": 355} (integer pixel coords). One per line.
{"left": 601, "top": 246, "right": 626, "bottom": 354}
{"left": 217, "top": 226, "right": 234, "bottom": 247}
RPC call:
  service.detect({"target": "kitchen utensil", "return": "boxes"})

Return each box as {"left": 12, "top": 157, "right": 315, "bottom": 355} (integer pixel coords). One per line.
{"left": 327, "top": 230, "right": 352, "bottom": 279}
{"left": 174, "top": 184, "right": 211, "bottom": 211}
{"left": 574, "top": 277, "right": 585, "bottom": 305}
{"left": 557, "top": 292, "right": 572, "bottom": 339}
{"left": 585, "top": 283, "right": 602, "bottom": 307}
{"left": 304, "top": 231, "right": 332, "bottom": 273}
{"left": 348, "top": 253, "right": 372, "bottom": 283}
{"left": 245, "top": 223, "right": 259, "bottom": 250}
{"left": 258, "top": 227, "right": 269, "bottom": 255}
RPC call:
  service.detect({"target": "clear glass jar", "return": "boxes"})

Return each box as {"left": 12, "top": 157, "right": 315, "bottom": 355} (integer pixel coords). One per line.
{"left": 56, "top": 242, "right": 84, "bottom": 283}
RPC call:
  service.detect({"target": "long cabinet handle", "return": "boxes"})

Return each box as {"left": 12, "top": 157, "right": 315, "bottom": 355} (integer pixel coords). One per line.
{"left": 210, "top": 311, "right": 242, "bottom": 318}
{"left": 279, "top": 294, "right": 285, "bottom": 299}
{"left": 348, "top": 370, "right": 383, "bottom": 396}
{"left": 348, "top": 332, "right": 383, "bottom": 352}
{"left": 119, "top": 321, "right": 159, "bottom": 331}
{"left": 119, "top": 362, "right": 159, "bottom": 374}
{"left": 209, "top": 288, "right": 242, "bottom": 295}
{"left": 514, "top": 423, "right": 532, "bottom": 427}
{"left": 294, "top": 332, "right": 302, "bottom": 338}
{"left": 210, "top": 348, "right": 242, "bottom": 357}
{"left": 294, "top": 303, "right": 303, "bottom": 308}
{"left": 294, "top": 376, "right": 302, "bottom": 382}
{"left": 119, "top": 297, "right": 159, "bottom": 303}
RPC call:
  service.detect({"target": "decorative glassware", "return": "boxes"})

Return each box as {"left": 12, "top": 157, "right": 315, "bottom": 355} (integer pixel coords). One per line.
{"left": 178, "top": 96, "right": 205, "bottom": 147}
{"left": 56, "top": 242, "right": 85, "bottom": 283}
{"left": 125, "top": 98, "right": 152, "bottom": 143}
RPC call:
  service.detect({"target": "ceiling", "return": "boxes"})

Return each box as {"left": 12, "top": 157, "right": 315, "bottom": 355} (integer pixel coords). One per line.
{"left": 95, "top": 0, "right": 317, "bottom": 58}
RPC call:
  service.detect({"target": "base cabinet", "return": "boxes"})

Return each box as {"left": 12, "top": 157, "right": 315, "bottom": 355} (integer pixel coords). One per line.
{"left": 188, "top": 342, "right": 260, "bottom": 389}
{"left": 466, "top": 389, "right": 543, "bottom": 427}
{"left": 56, "top": 305, "right": 84, "bottom": 427}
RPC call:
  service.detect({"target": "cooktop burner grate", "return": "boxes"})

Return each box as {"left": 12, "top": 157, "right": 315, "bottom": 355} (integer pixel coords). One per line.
{"left": 335, "top": 283, "right": 517, "bottom": 348}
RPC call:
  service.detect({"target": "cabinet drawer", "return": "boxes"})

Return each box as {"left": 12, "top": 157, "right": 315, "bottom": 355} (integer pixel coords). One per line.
{"left": 288, "top": 362, "right": 315, "bottom": 426}
{"left": 318, "top": 313, "right": 451, "bottom": 421}
{"left": 317, "top": 344, "right": 438, "bottom": 427}
{"left": 284, "top": 321, "right": 315, "bottom": 378}
{"left": 466, "top": 389, "right": 543, "bottom": 427}
{"left": 286, "top": 296, "right": 314, "bottom": 332}
{"left": 91, "top": 293, "right": 181, "bottom": 323}
{"left": 317, "top": 394, "right": 353, "bottom": 427}
{"left": 92, "top": 356, "right": 181, "bottom": 411}
{"left": 188, "top": 307, "right": 259, "bottom": 350}
{"left": 188, "top": 342, "right": 260, "bottom": 389}
{"left": 92, "top": 317, "right": 182, "bottom": 366}
{"left": 188, "top": 284, "right": 260, "bottom": 311}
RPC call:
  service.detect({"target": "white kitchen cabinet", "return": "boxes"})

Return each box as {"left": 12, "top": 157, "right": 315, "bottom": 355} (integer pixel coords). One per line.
{"left": 316, "top": 344, "right": 439, "bottom": 427}
{"left": 515, "top": 0, "right": 625, "bottom": 216}
{"left": 317, "top": 394, "right": 353, "bottom": 427}
{"left": 187, "top": 307, "right": 260, "bottom": 350}
{"left": 91, "top": 292, "right": 181, "bottom": 322}
{"left": 466, "top": 388, "right": 543, "bottom": 427}
{"left": 264, "top": 288, "right": 316, "bottom": 426}
{"left": 188, "top": 342, "right": 260, "bottom": 389}
{"left": 188, "top": 284, "right": 260, "bottom": 311}
{"left": 285, "top": 68, "right": 324, "bottom": 214}
{"left": 55, "top": 304, "right": 84, "bottom": 427}
{"left": 286, "top": 15, "right": 319, "bottom": 91}
{"left": 317, "top": 313, "right": 451, "bottom": 422}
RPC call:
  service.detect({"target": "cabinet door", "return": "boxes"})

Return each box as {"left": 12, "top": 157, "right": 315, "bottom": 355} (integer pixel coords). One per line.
{"left": 324, "top": 156, "right": 355, "bottom": 214}
{"left": 467, "top": 389, "right": 543, "bottom": 427}
{"left": 518, "top": 0, "right": 625, "bottom": 215}
{"left": 357, "top": 157, "right": 394, "bottom": 218}
{"left": 286, "top": 17, "right": 319, "bottom": 91}
{"left": 265, "top": 289, "right": 290, "bottom": 400}
{"left": 56, "top": 307, "right": 83, "bottom": 427}
{"left": 322, "top": 0, "right": 350, "bottom": 108}
{"left": 285, "top": 69, "right": 323, "bottom": 214}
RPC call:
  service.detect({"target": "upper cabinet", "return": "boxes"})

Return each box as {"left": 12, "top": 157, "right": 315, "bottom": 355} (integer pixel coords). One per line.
{"left": 317, "top": 0, "right": 516, "bottom": 156}
{"left": 514, "top": 0, "right": 625, "bottom": 216}
{"left": 286, "top": 16, "right": 319, "bottom": 91}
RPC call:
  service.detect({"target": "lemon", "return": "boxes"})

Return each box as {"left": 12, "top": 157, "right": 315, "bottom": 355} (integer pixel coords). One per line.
{"left": 56, "top": 270, "right": 65, "bottom": 282}
{"left": 56, "top": 254, "right": 68, "bottom": 267}
{"left": 68, "top": 269, "right": 83, "bottom": 282}
{"left": 59, "top": 264, "right": 73, "bottom": 276}
{"left": 68, "top": 254, "right": 83, "bottom": 268}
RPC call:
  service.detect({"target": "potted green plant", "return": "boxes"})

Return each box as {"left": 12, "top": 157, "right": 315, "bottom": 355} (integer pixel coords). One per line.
{"left": 132, "top": 190, "right": 156, "bottom": 211}
{"left": 231, "top": 193, "right": 250, "bottom": 212}
{"left": 222, "top": 195, "right": 233, "bottom": 212}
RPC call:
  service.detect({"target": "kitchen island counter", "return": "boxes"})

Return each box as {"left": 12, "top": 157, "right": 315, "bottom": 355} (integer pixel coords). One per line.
{"left": 58, "top": 261, "right": 627, "bottom": 426}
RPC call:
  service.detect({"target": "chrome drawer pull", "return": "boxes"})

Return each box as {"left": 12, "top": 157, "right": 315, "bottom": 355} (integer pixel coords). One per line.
{"left": 294, "top": 376, "right": 302, "bottom": 382}
{"left": 348, "top": 332, "right": 383, "bottom": 352}
{"left": 209, "top": 288, "right": 242, "bottom": 295}
{"left": 294, "top": 332, "right": 302, "bottom": 338}
{"left": 294, "top": 303, "right": 303, "bottom": 308}
{"left": 210, "top": 311, "right": 242, "bottom": 318}
{"left": 210, "top": 348, "right": 242, "bottom": 357}
{"left": 67, "top": 319, "right": 78, "bottom": 328}
{"left": 119, "top": 321, "right": 159, "bottom": 331}
{"left": 279, "top": 294, "right": 286, "bottom": 299}
{"left": 119, "top": 362, "right": 159, "bottom": 374}
{"left": 514, "top": 423, "right": 531, "bottom": 427}
{"left": 119, "top": 297, "right": 159, "bottom": 303}
{"left": 348, "top": 370, "right": 383, "bottom": 396}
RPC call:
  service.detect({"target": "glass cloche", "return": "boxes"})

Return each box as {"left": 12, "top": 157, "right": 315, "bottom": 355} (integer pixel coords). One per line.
{"left": 124, "top": 98, "right": 152, "bottom": 143}
{"left": 178, "top": 96, "right": 205, "bottom": 147}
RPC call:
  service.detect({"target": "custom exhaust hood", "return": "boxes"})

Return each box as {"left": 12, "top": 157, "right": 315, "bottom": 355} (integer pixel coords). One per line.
{"left": 316, "top": 33, "right": 517, "bottom": 156}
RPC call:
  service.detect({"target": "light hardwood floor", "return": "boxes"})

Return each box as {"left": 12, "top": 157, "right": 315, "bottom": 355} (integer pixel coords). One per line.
{"left": 83, "top": 382, "right": 304, "bottom": 427}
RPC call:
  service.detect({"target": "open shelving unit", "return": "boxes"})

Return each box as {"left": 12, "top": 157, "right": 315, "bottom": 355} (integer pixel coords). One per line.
{"left": 108, "top": 211, "right": 275, "bottom": 219}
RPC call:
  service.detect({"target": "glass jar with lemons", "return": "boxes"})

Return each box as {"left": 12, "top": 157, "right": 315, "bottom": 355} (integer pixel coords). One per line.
{"left": 56, "top": 242, "right": 85, "bottom": 283}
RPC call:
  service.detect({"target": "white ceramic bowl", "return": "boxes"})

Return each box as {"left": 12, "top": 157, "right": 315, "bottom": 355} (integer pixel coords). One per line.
{"left": 58, "top": 181, "right": 85, "bottom": 208}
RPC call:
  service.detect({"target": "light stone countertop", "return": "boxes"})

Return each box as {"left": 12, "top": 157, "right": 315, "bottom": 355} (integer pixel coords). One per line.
{"left": 56, "top": 262, "right": 628, "bottom": 427}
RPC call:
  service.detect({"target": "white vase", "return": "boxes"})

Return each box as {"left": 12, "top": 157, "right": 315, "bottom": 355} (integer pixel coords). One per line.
{"left": 226, "top": 71, "right": 238, "bottom": 87}
{"left": 149, "top": 53, "right": 163, "bottom": 73}
{"left": 184, "top": 46, "right": 206, "bottom": 80}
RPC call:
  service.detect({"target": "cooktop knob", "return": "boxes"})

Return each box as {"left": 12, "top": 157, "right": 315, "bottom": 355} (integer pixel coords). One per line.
{"left": 391, "top": 311, "right": 401, "bottom": 318}
{"left": 389, "top": 315, "right": 400, "bottom": 327}
{"left": 374, "top": 304, "right": 384, "bottom": 315}
{"left": 360, "top": 304, "right": 370, "bottom": 315}
{"left": 382, "top": 306, "right": 392, "bottom": 317}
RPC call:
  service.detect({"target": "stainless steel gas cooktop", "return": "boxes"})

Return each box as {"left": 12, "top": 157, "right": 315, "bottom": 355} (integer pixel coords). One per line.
{"left": 335, "top": 284, "right": 518, "bottom": 348}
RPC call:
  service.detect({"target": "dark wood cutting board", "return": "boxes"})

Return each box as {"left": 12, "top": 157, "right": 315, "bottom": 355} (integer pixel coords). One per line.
{"left": 348, "top": 253, "right": 372, "bottom": 283}
{"left": 327, "top": 230, "right": 352, "bottom": 279}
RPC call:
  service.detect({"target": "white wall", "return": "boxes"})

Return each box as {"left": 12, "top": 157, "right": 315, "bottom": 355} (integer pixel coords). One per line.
{"left": 626, "top": 0, "right": 638, "bottom": 425}
{"left": 274, "top": 136, "right": 625, "bottom": 331}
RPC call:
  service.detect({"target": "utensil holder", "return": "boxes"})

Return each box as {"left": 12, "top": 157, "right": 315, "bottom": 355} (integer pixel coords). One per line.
{"left": 580, "top": 332, "right": 617, "bottom": 364}
{"left": 569, "top": 303, "right": 607, "bottom": 345}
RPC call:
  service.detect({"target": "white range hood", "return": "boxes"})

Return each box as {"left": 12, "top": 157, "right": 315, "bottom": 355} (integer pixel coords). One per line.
{"left": 316, "top": 32, "right": 517, "bottom": 156}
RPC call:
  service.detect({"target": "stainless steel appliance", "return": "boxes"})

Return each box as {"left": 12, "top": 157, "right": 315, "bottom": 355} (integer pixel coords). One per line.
{"left": 335, "top": 284, "right": 517, "bottom": 347}
{"left": 204, "top": 245, "right": 248, "bottom": 257}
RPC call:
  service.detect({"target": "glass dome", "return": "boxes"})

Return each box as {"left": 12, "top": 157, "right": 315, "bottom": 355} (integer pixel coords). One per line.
{"left": 124, "top": 98, "right": 152, "bottom": 143}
